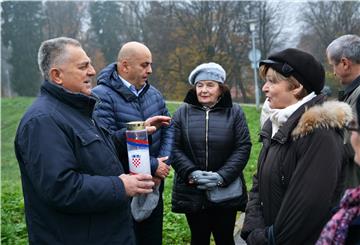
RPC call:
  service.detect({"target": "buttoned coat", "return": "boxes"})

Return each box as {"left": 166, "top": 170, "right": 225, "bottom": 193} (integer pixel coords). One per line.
{"left": 15, "top": 80, "right": 134, "bottom": 245}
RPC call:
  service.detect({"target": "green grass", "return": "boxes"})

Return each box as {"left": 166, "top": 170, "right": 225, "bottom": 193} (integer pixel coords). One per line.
{"left": 241, "top": 106, "right": 262, "bottom": 186}
{"left": 1, "top": 97, "right": 34, "bottom": 245}
{"left": 1, "top": 97, "right": 261, "bottom": 245}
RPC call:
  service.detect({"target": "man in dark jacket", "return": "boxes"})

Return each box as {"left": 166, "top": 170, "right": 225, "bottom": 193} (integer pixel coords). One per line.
{"left": 327, "top": 34, "right": 360, "bottom": 192}
{"left": 92, "top": 41, "right": 174, "bottom": 245}
{"left": 14, "top": 37, "right": 158, "bottom": 245}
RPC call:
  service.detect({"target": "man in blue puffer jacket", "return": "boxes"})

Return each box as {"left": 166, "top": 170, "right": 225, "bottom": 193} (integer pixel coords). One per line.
{"left": 92, "top": 41, "right": 174, "bottom": 245}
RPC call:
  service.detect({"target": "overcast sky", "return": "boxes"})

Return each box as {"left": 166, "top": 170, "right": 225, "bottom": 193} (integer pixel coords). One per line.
{"left": 277, "top": 1, "right": 306, "bottom": 48}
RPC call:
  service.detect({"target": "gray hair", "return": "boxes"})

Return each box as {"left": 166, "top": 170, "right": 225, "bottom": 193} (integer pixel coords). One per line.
{"left": 326, "top": 34, "right": 360, "bottom": 65}
{"left": 38, "top": 37, "right": 81, "bottom": 81}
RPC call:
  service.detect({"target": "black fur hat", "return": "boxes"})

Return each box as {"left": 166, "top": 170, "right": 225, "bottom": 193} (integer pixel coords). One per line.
{"left": 260, "top": 48, "right": 325, "bottom": 94}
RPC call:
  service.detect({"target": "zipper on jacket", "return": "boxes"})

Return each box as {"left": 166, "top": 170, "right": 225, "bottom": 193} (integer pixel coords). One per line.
{"left": 205, "top": 108, "right": 210, "bottom": 170}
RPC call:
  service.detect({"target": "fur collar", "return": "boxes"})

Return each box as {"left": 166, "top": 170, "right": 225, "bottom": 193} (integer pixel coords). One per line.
{"left": 292, "top": 100, "right": 353, "bottom": 139}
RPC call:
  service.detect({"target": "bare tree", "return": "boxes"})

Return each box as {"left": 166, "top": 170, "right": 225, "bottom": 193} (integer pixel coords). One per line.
{"left": 43, "top": 1, "right": 86, "bottom": 39}
{"left": 2, "top": 1, "right": 44, "bottom": 96}
{"left": 256, "top": 2, "right": 286, "bottom": 58}
{"left": 1, "top": 43, "right": 13, "bottom": 97}
{"left": 87, "top": 1, "right": 123, "bottom": 63}
{"left": 120, "top": 1, "right": 148, "bottom": 42}
{"left": 167, "top": 1, "right": 252, "bottom": 101}
{"left": 1, "top": 1, "right": 290, "bottom": 100}
{"left": 298, "top": 1, "right": 360, "bottom": 62}
{"left": 297, "top": 1, "right": 360, "bottom": 96}
{"left": 139, "top": 1, "right": 286, "bottom": 102}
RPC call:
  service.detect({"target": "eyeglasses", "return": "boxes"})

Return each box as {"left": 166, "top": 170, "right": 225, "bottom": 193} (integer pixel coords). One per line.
{"left": 345, "top": 120, "right": 360, "bottom": 132}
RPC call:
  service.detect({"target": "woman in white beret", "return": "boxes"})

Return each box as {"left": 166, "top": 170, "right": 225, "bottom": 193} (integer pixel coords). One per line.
{"left": 170, "top": 62, "right": 252, "bottom": 244}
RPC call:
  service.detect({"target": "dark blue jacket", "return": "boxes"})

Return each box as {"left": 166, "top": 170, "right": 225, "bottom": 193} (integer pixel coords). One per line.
{"left": 15, "top": 80, "right": 135, "bottom": 245}
{"left": 92, "top": 63, "right": 174, "bottom": 175}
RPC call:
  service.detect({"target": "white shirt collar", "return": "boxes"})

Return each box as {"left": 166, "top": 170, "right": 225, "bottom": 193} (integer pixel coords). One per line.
{"left": 118, "top": 74, "right": 146, "bottom": 97}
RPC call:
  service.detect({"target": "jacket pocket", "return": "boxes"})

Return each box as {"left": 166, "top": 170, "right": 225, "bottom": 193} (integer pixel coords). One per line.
{"left": 74, "top": 130, "right": 116, "bottom": 174}
{"left": 77, "top": 131, "right": 102, "bottom": 146}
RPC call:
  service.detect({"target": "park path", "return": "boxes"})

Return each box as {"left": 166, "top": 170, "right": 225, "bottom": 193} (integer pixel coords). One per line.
{"left": 234, "top": 213, "right": 246, "bottom": 245}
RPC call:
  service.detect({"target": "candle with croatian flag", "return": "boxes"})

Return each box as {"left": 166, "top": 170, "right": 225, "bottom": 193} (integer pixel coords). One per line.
{"left": 125, "top": 121, "right": 151, "bottom": 174}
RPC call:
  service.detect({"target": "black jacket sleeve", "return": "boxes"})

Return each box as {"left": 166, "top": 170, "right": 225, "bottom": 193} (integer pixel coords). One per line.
{"left": 170, "top": 105, "right": 198, "bottom": 181}
{"left": 217, "top": 104, "right": 251, "bottom": 184}
{"left": 241, "top": 173, "right": 267, "bottom": 241}
{"left": 242, "top": 129, "right": 343, "bottom": 244}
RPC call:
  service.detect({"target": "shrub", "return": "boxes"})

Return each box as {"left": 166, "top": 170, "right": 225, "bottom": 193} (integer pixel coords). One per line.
{"left": 1, "top": 186, "right": 28, "bottom": 245}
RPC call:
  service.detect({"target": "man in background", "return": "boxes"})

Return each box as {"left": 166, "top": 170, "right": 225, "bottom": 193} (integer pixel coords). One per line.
{"left": 327, "top": 34, "right": 360, "bottom": 190}
{"left": 92, "top": 41, "right": 173, "bottom": 245}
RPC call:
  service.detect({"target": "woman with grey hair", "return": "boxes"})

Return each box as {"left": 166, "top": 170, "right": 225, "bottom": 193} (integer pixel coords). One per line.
{"left": 171, "top": 62, "right": 252, "bottom": 245}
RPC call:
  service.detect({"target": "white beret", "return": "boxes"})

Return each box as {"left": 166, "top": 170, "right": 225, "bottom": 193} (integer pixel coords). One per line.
{"left": 188, "top": 62, "right": 226, "bottom": 85}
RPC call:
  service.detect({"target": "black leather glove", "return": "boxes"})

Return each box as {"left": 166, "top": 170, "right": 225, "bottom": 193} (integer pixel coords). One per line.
{"left": 246, "top": 228, "right": 268, "bottom": 245}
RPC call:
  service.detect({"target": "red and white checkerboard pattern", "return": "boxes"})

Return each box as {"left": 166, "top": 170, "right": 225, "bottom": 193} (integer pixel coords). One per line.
{"left": 131, "top": 154, "right": 141, "bottom": 168}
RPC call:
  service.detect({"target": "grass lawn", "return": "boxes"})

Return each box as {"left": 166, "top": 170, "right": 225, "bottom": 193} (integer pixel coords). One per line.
{"left": 1, "top": 97, "right": 261, "bottom": 245}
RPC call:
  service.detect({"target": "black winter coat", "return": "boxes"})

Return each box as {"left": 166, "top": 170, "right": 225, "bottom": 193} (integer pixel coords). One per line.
{"left": 171, "top": 89, "right": 252, "bottom": 213}
{"left": 15, "top": 81, "right": 135, "bottom": 245}
{"left": 241, "top": 96, "right": 352, "bottom": 245}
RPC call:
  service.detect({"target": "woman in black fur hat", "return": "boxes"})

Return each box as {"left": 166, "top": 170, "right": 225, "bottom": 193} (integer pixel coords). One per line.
{"left": 241, "top": 48, "right": 353, "bottom": 244}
